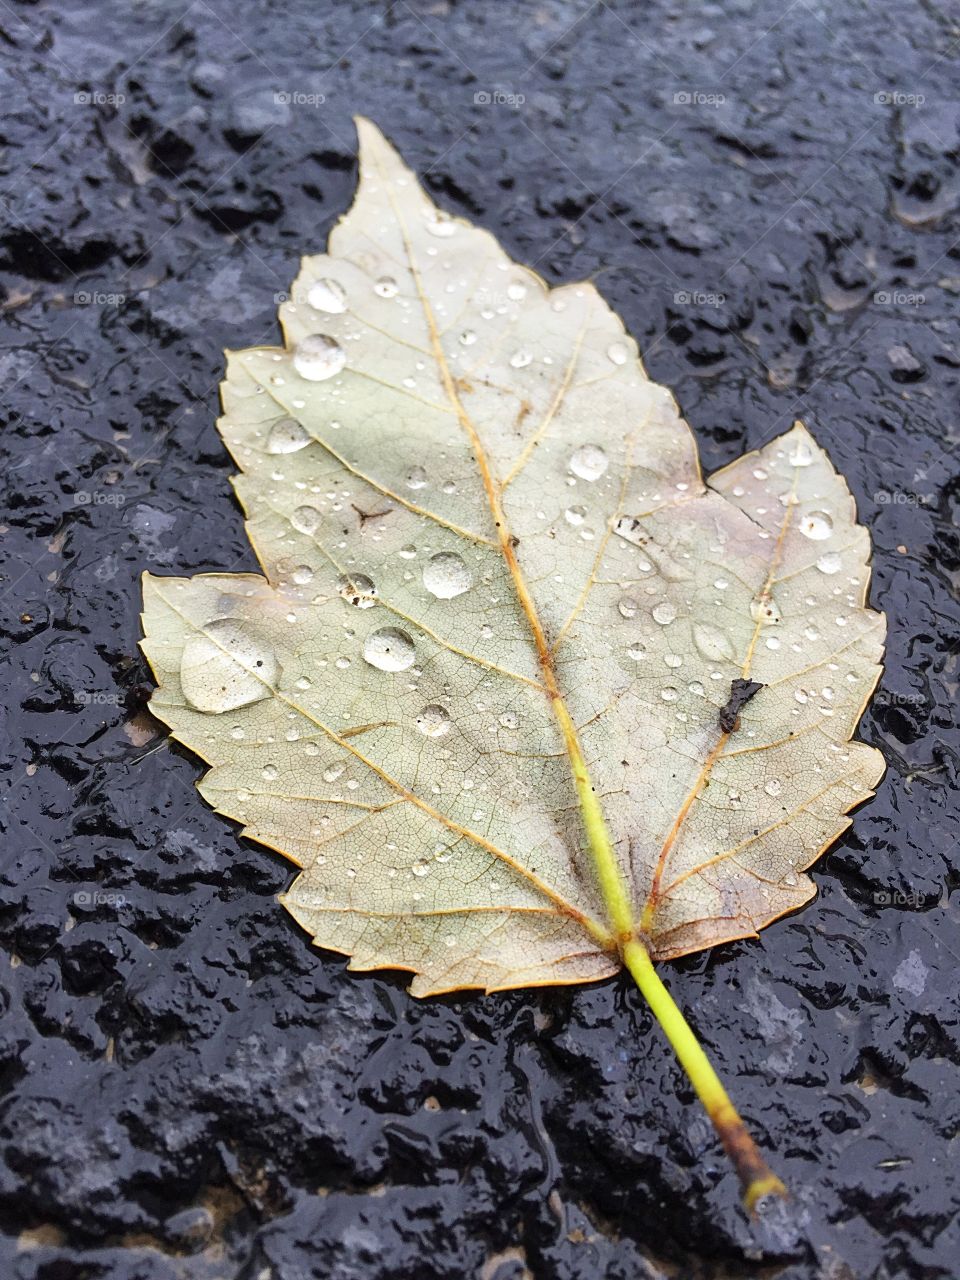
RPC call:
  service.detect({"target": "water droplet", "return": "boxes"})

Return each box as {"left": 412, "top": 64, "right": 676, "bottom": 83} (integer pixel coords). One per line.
{"left": 498, "top": 710, "right": 519, "bottom": 729}
{"left": 627, "top": 641, "right": 646, "bottom": 661}
{"left": 411, "top": 860, "right": 431, "bottom": 876}
{"left": 607, "top": 342, "right": 628, "bottom": 365}
{"left": 291, "top": 565, "right": 314, "bottom": 586}
{"left": 618, "top": 597, "right": 639, "bottom": 619}
{"left": 783, "top": 869, "right": 799, "bottom": 887}
{"left": 323, "top": 761, "right": 345, "bottom": 783}
{"left": 458, "top": 329, "right": 477, "bottom": 346}
{"left": 664, "top": 653, "right": 683, "bottom": 668}
{"left": 688, "top": 680, "right": 705, "bottom": 695}
{"left": 564, "top": 505, "right": 586, "bottom": 526}
{"left": 423, "top": 551, "right": 472, "bottom": 599}
{"left": 266, "top": 417, "right": 311, "bottom": 454}
{"left": 507, "top": 280, "right": 527, "bottom": 301}
{"left": 794, "top": 688, "right": 809, "bottom": 704}
{"left": 405, "top": 465, "right": 428, "bottom": 490}
{"left": 789, "top": 439, "right": 813, "bottom": 467}
{"left": 363, "top": 626, "right": 416, "bottom": 672}
{"left": 764, "top": 778, "right": 783, "bottom": 797}
{"left": 180, "top": 619, "right": 278, "bottom": 713}
{"left": 416, "top": 704, "right": 451, "bottom": 738}
{"left": 289, "top": 508, "right": 322, "bottom": 541}
{"left": 652, "top": 601, "right": 676, "bottom": 625}
{"left": 374, "top": 276, "right": 399, "bottom": 298}
{"left": 816, "top": 551, "right": 842, "bottom": 574}
{"left": 750, "top": 592, "right": 782, "bottom": 625}
{"left": 569, "top": 444, "right": 608, "bottom": 482}
{"left": 337, "top": 572, "right": 377, "bottom": 608}
{"left": 426, "top": 215, "right": 455, "bottom": 237}
{"left": 661, "top": 686, "right": 679, "bottom": 702}
{"left": 693, "top": 622, "right": 735, "bottom": 662}
{"left": 714, "top": 578, "right": 729, "bottom": 590}
{"left": 399, "top": 545, "right": 417, "bottom": 559}
{"left": 509, "top": 349, "right": 532, "bottom": 369}
{"left": 799, "top": 510, "right": 834, "bottom": 540}
{"left": 229, "top": 725, "right": 245, "bottom": 740}
{"left": 307, "top": 278, "right": 347, "bottom": 314}
{"left": 293, "top": 334, "right": 345, "bottom": 381}
{"left": 262, "top": 764, "right": 278, "bottom": 781}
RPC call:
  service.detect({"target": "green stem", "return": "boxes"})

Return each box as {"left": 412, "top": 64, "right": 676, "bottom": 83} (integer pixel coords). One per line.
{"left": 556, "top": 699, "right": 786, "bottom": 1212}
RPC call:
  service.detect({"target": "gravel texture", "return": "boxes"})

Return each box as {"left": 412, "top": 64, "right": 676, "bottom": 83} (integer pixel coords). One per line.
{"left": 0, "top": 2, "right": 958, "bottom": 1277}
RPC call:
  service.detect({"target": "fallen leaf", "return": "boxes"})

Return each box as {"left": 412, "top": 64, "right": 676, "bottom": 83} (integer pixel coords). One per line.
{"left": 140, "top": 118, "right": 884, "bottom": 1210}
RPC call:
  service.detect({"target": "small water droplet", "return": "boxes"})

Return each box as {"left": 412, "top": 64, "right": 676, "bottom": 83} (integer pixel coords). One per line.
{"left": 661, "top": 686, "right": 679, "bottom": 702}
{"left": 363, "top": 626, "right": 416, "bottom": 672}
{"left": 323, "top": 761, "right": 345, "bottom": 783}
{"left": 618, "top": 597, "right": 639, "bottom": 619}
{"left": 507, "top": 280, "right": 527, "bottom": 301}
{"left": 627, "top": 641, "right": 646, "bottom": 661}
{"left": 458, "top": 329, "right": 477, "bottom": 346}
{"left": 337, "top": 572, "right": 377, "bottom": 608}
{"left": 426, "top": 215, "right": 455, "bottom": 237}
{"left": 293, "top": 334, "right": 345, "bottom": 381}
{"left": 307, "top": 278, "right": 347, "bottom": 314}
{"left": 399, "top": 544, "right": 417, "bottom": 559}
{"left": 423, "top": 551, "right": 472, "bottom": 599}
{"left": 262, "top": 764, "right": 278, "bottom": 781}
{"left": 291, "top": 505, "right": 321, "bottom": 535}
{"left": 789, "top": 439, "right": 813, "bottom": 467}
{"left": 411, "top": 861, "right": 431, "bottom": 876}
{"left": 607, "top": 342, "right": 628, "bottom": 365}
{"left": 564, "top": 504, "right": 586, "bottom": 526}
{"left": 799, "top": 510, "right": 834, "bottom": 540}
{"left": 693, "top": 623, "right": 734, "bottom": 662}
{"left": 374, "top": 276, "right": 399, "bottom": 298}
{"left": 498, "top": 710, "right": 519, "bottom": 729}
{"left": 664, "top": 653, "right": 683, "bottom": 668}
{"left": 764, "top": 778, "right": 783, "bottom": 796}
{"left": 266, "top": 417, "right": 311, "bottom": 454}
{"left": 405, "top": 465, "right": 428, "bottom": 490}
{"left": 509, "top": 349, "right": 532, "bottom": 369}
{"left": 229, "top": 725, "right": 245, "bottom": 740}
{"left": 291, "top": 565, "right": 314, "bottom": 586}
{"left": 180, "top": 619, "right": 278, "bottom": 714}
{"left": 416, "top": 704, "right": 451, "bottom": 738}
{"left": 750, "top": 592, "right": 782, "bottom": 625}
{"left": 569, "top": 444, "right": 608, "bottom": 482}
{"left": 652, "top": 601, "right": 676, "bottom": 625}
{"left": 816, "top": 552, "right": 842, "bottom": 574}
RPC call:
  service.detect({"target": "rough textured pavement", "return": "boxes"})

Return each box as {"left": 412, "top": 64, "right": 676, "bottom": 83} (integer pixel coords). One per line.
{"left": 0, "top": 2, "right": 958, "bottom": 1277}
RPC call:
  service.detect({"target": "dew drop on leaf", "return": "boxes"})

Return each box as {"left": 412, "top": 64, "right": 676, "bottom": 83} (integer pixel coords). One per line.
{"left": 266, "top": 418, "right": 311, "bottom": 454}
{"left": 323, "top": 761, "right": 345, "bottom": 782}
{"left": 337, "top": 573, "right": 377, "bottom": 608}
{"left": 789, "top": 439, "right": 813, "bottom": 467}
{"left": 509, "top": 349, "right": 532, "bottom": 369}
{"left": 363, "top": 626, "right": 416, "bottom": 671}
{"left": 307, "top": 278, "right": 347, "bottom": 314}
{"left": 565, "top": 505, "right": 586, "bottom": 525}
{"left": 607, "top": 342, "right": 628, "bottom": 365}
{"left": 750, "top": 592, "right": 782, "bottom": 625}
{"left": 799, "top": 510, "right": 834, "bottom": 540}
{"left": 816, "top": 552, "right": 842, "bottom": 574}
{"left": 569, "top": 444, "right": 608, "bottom": 482}
{"left": 291, "top": 505, "right": 321, "bottom": 535}
{"left": 416, "top": 704, "right": 451, "bottom": 738}
{"left": 374, "top": 276, "right": 398, "bottom": 298}
{"left": 180, "top": 619, "right": 278, "bottom": 713}
{"left": 652, "top": 601, "right": 677, "bottom": 625}
{"left": 423, "top": 552, "right": 472, "bottom": 599}
{"left": 293, "top": 334, "right": 346, "bottom": 381}
{"left": 692, "top": 622, "right": 735, "bottom": 662}
{"left": 405, "top": 466, "right": 428, "bottom": 490}
{"left": 618, "top": 597, "right": 639, "bottom": 619}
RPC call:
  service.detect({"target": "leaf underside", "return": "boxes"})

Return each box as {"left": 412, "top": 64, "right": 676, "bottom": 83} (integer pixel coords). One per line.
{"left": 141, "top": 118, "right": 885, "bottom": 996}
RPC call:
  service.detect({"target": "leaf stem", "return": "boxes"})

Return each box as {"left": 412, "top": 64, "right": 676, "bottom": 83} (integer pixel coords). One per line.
{"left": 621, "top": 938, "right": 787, "bottom": 1213}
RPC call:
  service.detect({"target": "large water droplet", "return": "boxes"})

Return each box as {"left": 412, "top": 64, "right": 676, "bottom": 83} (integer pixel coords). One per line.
{"left": 816, "top": 551, "right": 842, "bottom": 574}
{"left": 799, "top": 510, "right": 834, "bottom": 540}
{"left": 692, "top": 622, "right": 735, "bottom": 662}
{"left": 293, "top": 334, "right": 345, "bottom": 381}
{"left": 291, "top": 505, "right": 321, "bottom": 535}
{"left": 363, "top": 627, "right": 416, "bottom": 672}
{"left": 750, "top": 592, "right": 782, "bottom": 625}
{"left": 569, "top": 444, "right": 608, "bottom": 482}
{"left": 337, "top": 572, "right": 377, "bottom": 608}
{"left": 423, "top": 552, "right": 472, "bottom": 599}
{"left": 416, "top": 704, "right": 451, "bottom": 738}
{"left": 180, "top": 618, "right": 278, "bottom": 713}
{"left": 266, "top": 417, "right": 311, "bottom": 454}
{"left": 307, "top": 278, "right": 347, "bottom": 314}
